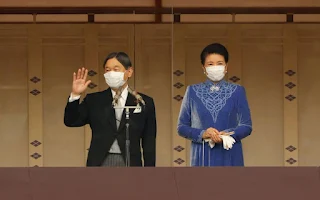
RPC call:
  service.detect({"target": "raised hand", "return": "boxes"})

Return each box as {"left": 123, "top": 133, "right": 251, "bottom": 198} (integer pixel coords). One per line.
{"left": 72, "top": 68, "right": 91, "bottom": 96}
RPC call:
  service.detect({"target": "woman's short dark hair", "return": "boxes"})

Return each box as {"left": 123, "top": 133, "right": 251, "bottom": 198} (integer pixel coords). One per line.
{"left": 200, "top": 43, "right": 229, "bottom": 65}
{"left": 103, "top": 52, "right": 132, "bottom": 69}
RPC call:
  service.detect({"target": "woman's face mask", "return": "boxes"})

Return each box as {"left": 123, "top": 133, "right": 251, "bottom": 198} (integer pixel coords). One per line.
{"left": 205, "top": 65, "right": 226, "bottom": 82}
{"left": 103, "top": 71, "right": 126, "bottom": 89}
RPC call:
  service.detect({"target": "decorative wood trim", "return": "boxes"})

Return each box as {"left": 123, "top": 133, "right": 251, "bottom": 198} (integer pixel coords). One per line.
{"left": 172, "top": 24, "right": 187, "bottom": 166}
{"left": 174, "top": 14, "right": 181, "bottom": 23}
{"left": 88, "top": 14, "right": 95, "bottom": 23}
{"left": 2, "top": 7, "right": 320, "bottom": 15}
{"left": 287, "top": 14, "right": 294, "bottom": 22}
{"left": 155, "top": 0, "right": 162, "bottom": 23}
{"left": 283, "top": 24, "right": 298, "bottom": 166}
{"left": 28, "top": 25, "right": 43, "bottom": 167}
{"left": 84, "top": 24, "right": 99, "bottom": 165}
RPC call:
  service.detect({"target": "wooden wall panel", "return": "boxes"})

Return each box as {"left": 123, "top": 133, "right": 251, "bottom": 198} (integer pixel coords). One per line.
{"left": 0, "top": 25, "right": 29, "bottom": 167}
{"left": 240, "top": 25, "right": 284, "bottom": 166}
{"left": 0, "top": 23, "right": 320, "bottom": 167}
{"left": 42, "top": 25, "right": 86, "bottom": 166}
{"left": 297, "top": 24, "right": 320, "bottom": 166}
{"left": 97, "top": 25, "right": 135, "bottom": 90}
{"left": 95, "top": 14, "right": 155, "bottom": 22}
{"left": 227, "top": 25, "right": 242, "bottom": 85}
{"left": 135, "top": 24, "right": 172, "bottom": 166}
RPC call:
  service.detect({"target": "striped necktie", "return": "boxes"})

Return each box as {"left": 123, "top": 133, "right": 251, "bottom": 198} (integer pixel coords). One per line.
{"left": 115, "top": 91, "right": 123, "bottom": 129}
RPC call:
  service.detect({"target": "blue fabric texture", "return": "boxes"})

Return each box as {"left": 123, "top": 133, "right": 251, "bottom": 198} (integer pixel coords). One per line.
{"left": 177, "top": 79, "right": 252, "bottom": 166}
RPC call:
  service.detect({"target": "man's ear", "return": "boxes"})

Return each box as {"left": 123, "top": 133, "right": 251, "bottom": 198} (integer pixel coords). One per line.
{"left": 127, "top": 67, "right": 134, "bottom": 78}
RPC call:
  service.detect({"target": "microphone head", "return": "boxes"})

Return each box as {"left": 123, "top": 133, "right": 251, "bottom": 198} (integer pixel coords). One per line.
{"left": 127, "top": 86, "right": 134, "bottom": 94}
{"left": 137, "top": 95, "right": 146, "bottom": 105}
{"left": 127, "top": 86, "right": 145, "bottom": 105}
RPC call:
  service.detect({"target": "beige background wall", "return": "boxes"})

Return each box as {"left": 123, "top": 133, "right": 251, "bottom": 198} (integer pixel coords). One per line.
{"left": 0, "top": 23, "right": 319, "bottom": 167}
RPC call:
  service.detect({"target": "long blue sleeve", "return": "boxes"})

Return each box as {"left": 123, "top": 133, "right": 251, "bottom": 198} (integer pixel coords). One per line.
{"left": 177, "top": 86, "right": 205, "bottom": 143}
{"left": 231, "top": 86, "right": 252, "bottom": 141}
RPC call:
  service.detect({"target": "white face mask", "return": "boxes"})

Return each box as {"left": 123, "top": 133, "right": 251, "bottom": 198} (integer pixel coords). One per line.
{"left": 104, "top": 71, "right": 126, "bottom": 89}
{"left": 205, "top": 65, "right": 226, "bottom": 81}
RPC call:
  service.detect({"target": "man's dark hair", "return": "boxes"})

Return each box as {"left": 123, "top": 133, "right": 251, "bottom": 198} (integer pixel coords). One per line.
{"left": 103, "top": 52, "right": 132, "bottom": 69}
{"left": 200, "top": 43, "right": 229, "bottom": 65}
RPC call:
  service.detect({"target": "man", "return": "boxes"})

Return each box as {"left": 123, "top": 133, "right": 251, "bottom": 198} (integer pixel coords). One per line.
{"left": 64, "top": 52, "right": 157, "bottom": 167}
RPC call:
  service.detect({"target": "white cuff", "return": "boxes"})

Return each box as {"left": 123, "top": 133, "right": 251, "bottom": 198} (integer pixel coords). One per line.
{"left": 68, "top": 93, "right": 81, "bottom": 102}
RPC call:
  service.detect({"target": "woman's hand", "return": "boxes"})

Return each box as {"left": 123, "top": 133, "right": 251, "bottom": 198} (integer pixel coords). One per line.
{"left": 203, "top": 128, "right": 222, "bottom": 143}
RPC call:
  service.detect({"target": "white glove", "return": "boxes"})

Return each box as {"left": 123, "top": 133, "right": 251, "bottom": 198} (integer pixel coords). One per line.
{"left": 204, "top": 135, "right": 236, "bottom": 150}
{"left": 220, "top": 135, "right": 236, "bottom": 150}
{"left": 204, "top": 139, "right": 216, "bottom": 148}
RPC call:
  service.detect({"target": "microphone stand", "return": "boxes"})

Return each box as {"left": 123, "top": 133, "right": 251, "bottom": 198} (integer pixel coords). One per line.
{"left": 113, "top": 104, "right": 142, "bottom": 167}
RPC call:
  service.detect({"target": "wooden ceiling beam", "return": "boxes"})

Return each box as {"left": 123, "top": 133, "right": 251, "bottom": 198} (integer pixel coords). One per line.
{"left": 155, "top": 0, "right": 162, "bottom": 22}
{"left": 1, "top": 7, "right": 320, "bottom": 15}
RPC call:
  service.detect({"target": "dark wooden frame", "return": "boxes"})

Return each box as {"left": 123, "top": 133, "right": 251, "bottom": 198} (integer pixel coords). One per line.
{"left": 1, "top": 7, "right": 320, "bottom": 14}
{"left": 1, "top": 7, "right": 320, "bottom": 23}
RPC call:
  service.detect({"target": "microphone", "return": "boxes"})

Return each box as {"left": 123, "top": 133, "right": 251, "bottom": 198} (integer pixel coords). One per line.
{"left": 128, "top": 86, "right": 145, "bottom": 106}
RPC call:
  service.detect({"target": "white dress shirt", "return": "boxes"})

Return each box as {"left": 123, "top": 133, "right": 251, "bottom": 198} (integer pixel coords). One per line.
{"left": 68, "top": 86, "right": 129, "bottom": 154}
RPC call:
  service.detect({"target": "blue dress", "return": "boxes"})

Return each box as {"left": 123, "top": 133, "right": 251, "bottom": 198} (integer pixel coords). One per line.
{"left": 177, "top": 79, "right": 252, "bottom": 166}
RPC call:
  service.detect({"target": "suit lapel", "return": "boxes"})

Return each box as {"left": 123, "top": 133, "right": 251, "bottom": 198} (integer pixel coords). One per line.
{"left": 118, "top": 93, "right": 136, "bottom": 132}
{"left": 103, "top": 88, "right": 117, "bottom": 131}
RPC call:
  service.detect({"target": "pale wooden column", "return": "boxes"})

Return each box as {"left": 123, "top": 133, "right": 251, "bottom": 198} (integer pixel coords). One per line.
{"left": 227, "top": 24, "right": 242, "bottom": 84}
{"left": 283, "top": 24, "right": 298, "bottom": 166}
{"left": 84, "top": 24, "right": 99, "bottom": 165}
{"left": 172, "top": 24, "right": 187, "bottom": 166}
{"left": 28, "top": 24, "right": 43, "bottom": 167}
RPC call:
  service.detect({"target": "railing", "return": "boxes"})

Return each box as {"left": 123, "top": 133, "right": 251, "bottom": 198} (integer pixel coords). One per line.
{"left": 0, "top": 167, "right": 319, "bottom": 200}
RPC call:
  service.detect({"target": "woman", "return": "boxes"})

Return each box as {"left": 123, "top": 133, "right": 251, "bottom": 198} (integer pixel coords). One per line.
{"left": 177, "top": 43, "right": 252, "bottom": 166}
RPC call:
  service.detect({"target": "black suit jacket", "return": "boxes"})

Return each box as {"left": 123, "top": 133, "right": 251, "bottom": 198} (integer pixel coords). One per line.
{"left": 63, "top": 88, "right": 157, "bottom": 167}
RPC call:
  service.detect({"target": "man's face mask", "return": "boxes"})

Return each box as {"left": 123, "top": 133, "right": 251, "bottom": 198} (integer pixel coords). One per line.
{"left": 104, "top": 71, "right": 126, "bottom": 89}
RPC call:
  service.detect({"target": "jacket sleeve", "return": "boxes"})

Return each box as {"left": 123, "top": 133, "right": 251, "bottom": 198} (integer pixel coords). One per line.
{"left": 231, "top": 86, "right": 252, "bottom": 141}
{"left": 142, "top": 98, "right": 157, "bottom": 167}
{"left": 177, "top": 86, "right": 205, "bottom": 143}
{"left": 64, "top": 95, "right": 90, "bottom": 127}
